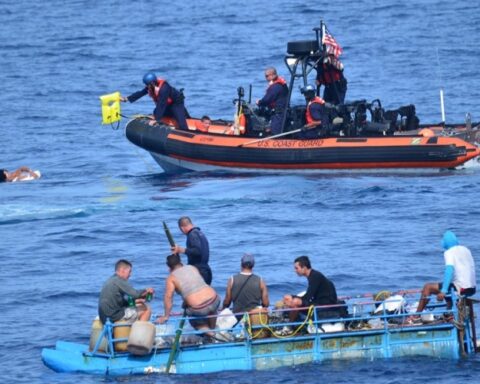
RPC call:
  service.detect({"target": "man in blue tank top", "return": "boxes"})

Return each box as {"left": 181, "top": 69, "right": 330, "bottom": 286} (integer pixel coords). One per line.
{"left": 171, "top": 216, "right": 212, "bottom": 285}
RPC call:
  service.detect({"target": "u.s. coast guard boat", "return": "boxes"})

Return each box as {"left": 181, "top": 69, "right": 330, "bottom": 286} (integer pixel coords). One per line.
{"left": 122, "top": 22, "right": 480, "bottom": 174}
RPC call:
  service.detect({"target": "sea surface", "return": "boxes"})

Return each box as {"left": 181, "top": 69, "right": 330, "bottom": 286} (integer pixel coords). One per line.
{"left": 1, "top": 0, "right": 480, "bottom": 382}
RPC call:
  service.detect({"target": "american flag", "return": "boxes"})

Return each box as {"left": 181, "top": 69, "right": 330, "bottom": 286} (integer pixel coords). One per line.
{"left": 323, "top": 27, "right": 343, "bottom": 58}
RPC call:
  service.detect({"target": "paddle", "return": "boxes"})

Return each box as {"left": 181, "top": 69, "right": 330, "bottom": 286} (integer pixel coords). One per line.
{"left": 165, "top": 311, "right": 187, "bottom": 374}
{"left": 238, "top": 126, "right": 307, "bottom": 147}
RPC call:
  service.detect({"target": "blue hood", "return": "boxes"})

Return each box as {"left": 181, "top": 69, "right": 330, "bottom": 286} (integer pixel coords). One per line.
{"left": 442, "top": 230, "right": 459, "bottom": 250}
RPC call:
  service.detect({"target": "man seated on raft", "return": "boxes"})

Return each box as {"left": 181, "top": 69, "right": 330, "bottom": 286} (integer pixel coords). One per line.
{"left": 282, "top": 256, "right": 339, "bottom": 322}
{"left": 98, "top": 259, "right": 154, "bottom": 324}
{"left": 222, "top": 253, "right": 270, "bottom": 321}
{"left": 157, "top": 253, "right": 221, "bottom": 338}
{"left": 407, "top": 231, "right": 476, "bottom": 324}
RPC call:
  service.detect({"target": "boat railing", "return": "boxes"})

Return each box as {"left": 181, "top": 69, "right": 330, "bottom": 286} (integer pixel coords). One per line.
{"left": 86, "top": 291, "right": 477, "bottom": 358}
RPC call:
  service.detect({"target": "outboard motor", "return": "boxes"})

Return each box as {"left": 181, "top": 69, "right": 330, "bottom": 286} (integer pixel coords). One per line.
{"left": 384, "top": 109, "right": 399, "bottom": 133}
{"left": 398, "top": 105, "right": 420, "bottom": 131}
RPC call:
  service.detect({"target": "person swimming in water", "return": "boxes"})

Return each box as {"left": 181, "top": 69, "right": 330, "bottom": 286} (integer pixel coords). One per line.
{"left": 0, "top": 167, "right": 40, "bottom": 182}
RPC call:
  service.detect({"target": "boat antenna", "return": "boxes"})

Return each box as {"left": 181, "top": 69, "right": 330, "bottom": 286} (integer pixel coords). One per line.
{"left": 439, "top": 86, "right": 446, "bottom": 125}
{"left": 434, "top": 37, "right": 446, "bottom": 125}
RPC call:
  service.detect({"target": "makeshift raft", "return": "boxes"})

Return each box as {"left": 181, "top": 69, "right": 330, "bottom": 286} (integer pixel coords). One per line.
{"left": 42, "top": 291, "right": 478, "bottom": 375}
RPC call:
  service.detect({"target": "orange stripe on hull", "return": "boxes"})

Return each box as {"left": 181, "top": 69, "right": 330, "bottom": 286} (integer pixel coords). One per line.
{"left": 167, "top": 131, "right": 478, "bottom": 150}
{"left": 168, "top": 154, "right": 476, "bottom": 170}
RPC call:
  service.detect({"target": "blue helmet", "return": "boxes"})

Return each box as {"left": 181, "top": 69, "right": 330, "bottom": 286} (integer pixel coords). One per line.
{"left": 442, "top": 230, "right": 459, "bottom": 250}
{"left": 301, "top": 84, "right": 316, "bottom": 95}
{"left": 142, "top": 72, "right": 157, "bottom": 86}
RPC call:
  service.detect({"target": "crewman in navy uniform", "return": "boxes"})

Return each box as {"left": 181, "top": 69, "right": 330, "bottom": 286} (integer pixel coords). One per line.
{"left": 300, "top": 85, "right": 329, "bottom": 139}
{"left": 121, "top": 72, "right": 189, "bottom": 131}
{"left": 256, "top": 67, "right": 289, "bottom": 135}
{"left": 316, "top": 54, "right": 347, "bottom": 105}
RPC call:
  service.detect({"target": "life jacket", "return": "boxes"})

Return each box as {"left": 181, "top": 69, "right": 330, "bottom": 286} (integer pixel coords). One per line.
{"left": 225, "top": 114, "right": 246, "bottom": 135}
{"left": 267, "top": 76, "right": 288, "bottom": 109}
{"left": 317, "top": 64, "right": 343, "bottom": 84}
{"left": 305, "top": 97, "right": 326, "bottom": 124}
{"left": 147, "top": 79, "right": 173, "bottom": 105}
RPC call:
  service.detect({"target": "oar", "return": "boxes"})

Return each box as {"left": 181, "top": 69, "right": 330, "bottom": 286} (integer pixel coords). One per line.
{"left": 165, "top": 309, "right": 187, "bottom": 374}
{"left": 238, "top": 126, "right": 307, "bottom": 147}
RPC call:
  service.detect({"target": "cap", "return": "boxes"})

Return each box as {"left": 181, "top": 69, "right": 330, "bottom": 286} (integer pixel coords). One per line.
{"left": 241, "top": 253, "right": 255, "bottom": 265}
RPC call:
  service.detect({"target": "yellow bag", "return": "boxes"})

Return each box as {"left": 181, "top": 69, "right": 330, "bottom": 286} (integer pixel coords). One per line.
{"left": 100, "top": 92, "right": 121, "bottom": 124}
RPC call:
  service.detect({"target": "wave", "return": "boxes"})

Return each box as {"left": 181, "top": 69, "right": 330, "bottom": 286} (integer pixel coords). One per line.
{"left": 0, "top": 206, "right": 89, "bottom": 225}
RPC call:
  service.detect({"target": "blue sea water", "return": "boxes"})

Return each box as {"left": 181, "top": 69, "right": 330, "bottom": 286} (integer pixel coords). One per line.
{"left": 1, "top": 0, "right": 480, "bottom": 382}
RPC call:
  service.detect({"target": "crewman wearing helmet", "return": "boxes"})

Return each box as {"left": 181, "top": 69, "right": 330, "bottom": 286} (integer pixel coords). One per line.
{"left": 121, "top": 72, "right": 189, "bottom": 130}
{"left": 300, "top": 85, "right": 329, "bottom": 139}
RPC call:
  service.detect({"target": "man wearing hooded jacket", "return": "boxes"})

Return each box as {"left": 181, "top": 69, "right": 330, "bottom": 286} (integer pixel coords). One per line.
{"left": 410, "top": 230, "right": 476, "bottom": 322}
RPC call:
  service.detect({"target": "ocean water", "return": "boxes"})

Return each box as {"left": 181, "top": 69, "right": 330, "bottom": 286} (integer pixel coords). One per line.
{"left": 1, "top": 0, "right": 480, "bottom": 382}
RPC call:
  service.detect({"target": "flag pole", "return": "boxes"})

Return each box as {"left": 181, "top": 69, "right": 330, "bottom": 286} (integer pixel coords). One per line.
{"left": 321, "top": 20, "right": 326, "bottom": 50}
{"left": 316, "top": 20, "right": 326, "bottom": 97}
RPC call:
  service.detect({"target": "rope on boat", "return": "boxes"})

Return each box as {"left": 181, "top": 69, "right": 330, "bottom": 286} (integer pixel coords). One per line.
{"left": 245, "top": 306, "right": 315, "bottom": 339}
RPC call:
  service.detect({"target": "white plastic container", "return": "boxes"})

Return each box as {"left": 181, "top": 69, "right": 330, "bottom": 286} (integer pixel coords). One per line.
{"left": 421, "top": 313, "right": 435, "bottom": 323}
{"left": 127, "top": 321, "right": 155, "bottom": 356}
{"left": 216, "top": 308, "right": 238, "bottom": 330}
{"left": 318, "top": 322, "right": 345, "bottom": 333}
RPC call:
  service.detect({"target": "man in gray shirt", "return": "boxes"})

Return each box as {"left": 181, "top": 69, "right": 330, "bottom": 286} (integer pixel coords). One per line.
{"left": 98, "top": 259, "right": 154, "bottom": 324}
{"left": 222, "top": 253, "right": 269, "bottom": 317}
